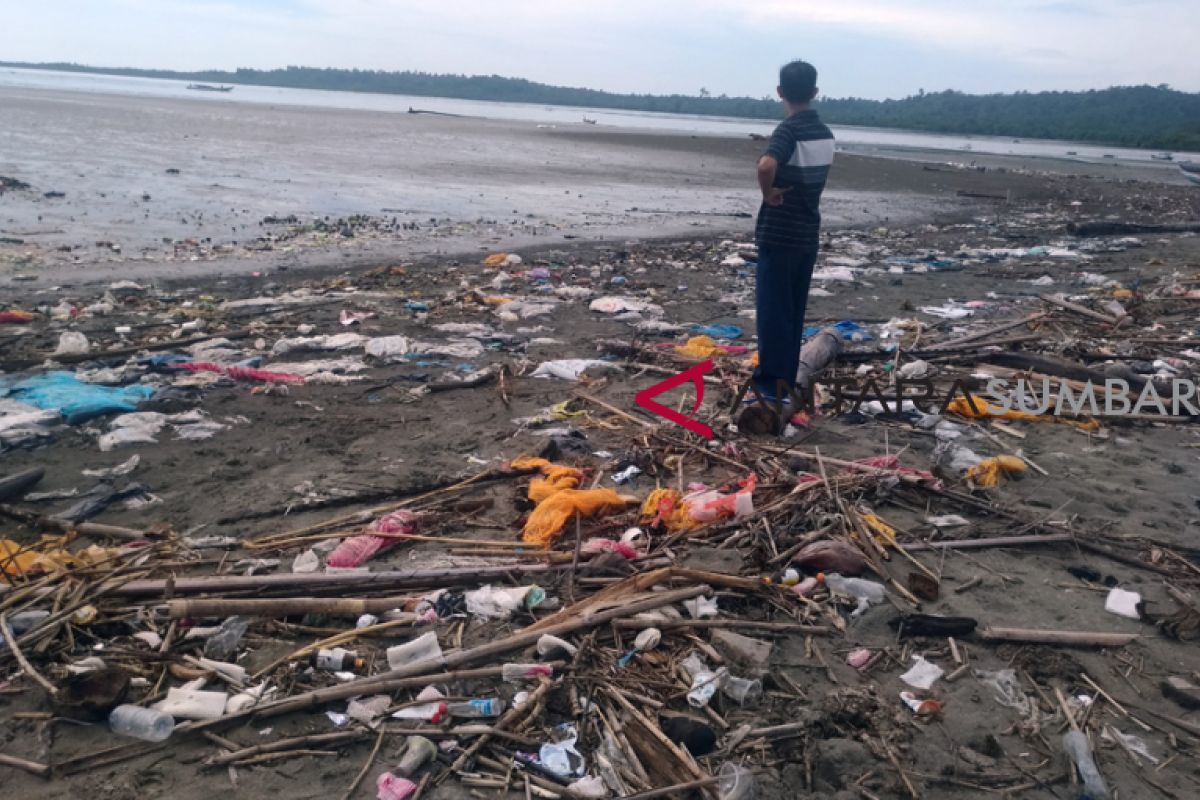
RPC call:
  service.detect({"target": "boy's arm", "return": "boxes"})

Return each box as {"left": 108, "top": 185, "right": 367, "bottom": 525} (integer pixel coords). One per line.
{"left": 757, "top": 157, "right": 785, "bottom": 206}
{"left": 757, "top": 124, "right": 796, "bottom": 206}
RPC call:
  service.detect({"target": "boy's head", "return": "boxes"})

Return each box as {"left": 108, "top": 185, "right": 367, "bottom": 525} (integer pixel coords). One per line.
{"left": 778, "top": 60, "right": 819, "bottom": 105}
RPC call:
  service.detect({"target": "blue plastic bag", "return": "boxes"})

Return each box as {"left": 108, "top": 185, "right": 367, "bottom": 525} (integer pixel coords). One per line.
{"left": 689, "top": 324, "right": 743, "bottom": 340}
{"left": 8, "top": 372, "right": 154, "bottom": 424}
{"left": 803, "top": 320, "right": 874, "bottom": 342}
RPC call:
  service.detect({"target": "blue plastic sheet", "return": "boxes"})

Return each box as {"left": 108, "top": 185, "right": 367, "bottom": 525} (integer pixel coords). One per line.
{"left": 803, "top": 320, "right": 874, "bottom": 342}
{"left": 8, "top": 372, "right": 153, "bottom": 424}
{"left": 689, "top": 324, "right": 743, "bottom": 340}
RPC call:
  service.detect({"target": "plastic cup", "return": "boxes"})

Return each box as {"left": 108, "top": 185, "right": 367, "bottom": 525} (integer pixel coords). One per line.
{"left": 718, "top": 762, "right": 756, "bottom": 800}
{"left": 396, "top": 735, "right": 438, "bottom": 777}
{"left": 721, "top": 675, "right": 762, "bottom": 706}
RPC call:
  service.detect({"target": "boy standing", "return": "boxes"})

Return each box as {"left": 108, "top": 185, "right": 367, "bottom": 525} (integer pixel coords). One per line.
{"left": 753, "top": 60, "right": 834, "bottom": 402}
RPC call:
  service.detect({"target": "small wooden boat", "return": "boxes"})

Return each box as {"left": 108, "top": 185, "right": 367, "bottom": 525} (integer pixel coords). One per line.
{"left": 187, "top": 83, "right": 233, "bottom": 92}
{"left": 582, "top": 117, "right": 597, "bottom": 125}
{"left": 1151, "top": 153, "right": 1174, "bottom": 161}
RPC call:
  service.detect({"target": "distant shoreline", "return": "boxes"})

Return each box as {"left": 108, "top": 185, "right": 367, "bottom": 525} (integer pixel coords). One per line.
{"left": 3, "top": 60, "right": 1198, "bottom": 152}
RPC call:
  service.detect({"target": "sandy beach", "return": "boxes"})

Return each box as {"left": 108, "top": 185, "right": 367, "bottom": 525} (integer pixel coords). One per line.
{"left": 3, "top": 82, "right": 1200, "bottom": 800}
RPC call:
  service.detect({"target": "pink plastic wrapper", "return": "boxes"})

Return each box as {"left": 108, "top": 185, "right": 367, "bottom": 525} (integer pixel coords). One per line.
{"left": 180, "top": 361, "right": 306, "bottom": 385}
{"left": 684, "top": 474, "right": 757, "bottom": 522}
{"left": 376, "top": 772, "right": 417, "bottom": 800}
{"left": 327, "top": 511, "right": 421, "bottom": 568}
{"left": 581, "top": 538, "right": 639, "bottom": 560}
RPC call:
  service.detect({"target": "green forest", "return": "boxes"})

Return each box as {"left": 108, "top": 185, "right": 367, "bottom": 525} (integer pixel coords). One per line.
{"left": 6, "top": 61, "right": 1199, "bottom": 150}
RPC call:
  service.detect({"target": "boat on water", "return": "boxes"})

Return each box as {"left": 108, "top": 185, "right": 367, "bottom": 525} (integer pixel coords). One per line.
{"left": 187, "top": 83, "right": 233, "bottom": 92}
{"left": 582, "top": 117, "right": 597, "bottom": 125}
{"left": 1180, "top": 162, "right": 1200, "bottom": 186}
{"left": 1151, "top": 153, "right": 1174, "bottom": 161}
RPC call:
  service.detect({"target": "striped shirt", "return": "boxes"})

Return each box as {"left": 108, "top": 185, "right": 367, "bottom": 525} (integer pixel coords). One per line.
{"left": 755, "top": 109, "right": 835, "bottom": 250}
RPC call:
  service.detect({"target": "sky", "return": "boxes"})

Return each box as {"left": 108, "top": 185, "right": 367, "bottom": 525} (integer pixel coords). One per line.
{"left": 6, "top": 0, "right": 1199, "bottom": 99}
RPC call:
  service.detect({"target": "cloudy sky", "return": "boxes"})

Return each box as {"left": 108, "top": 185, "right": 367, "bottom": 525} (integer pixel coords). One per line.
{"left": 8, "top": 0, "right": 1198, "bottom": 99}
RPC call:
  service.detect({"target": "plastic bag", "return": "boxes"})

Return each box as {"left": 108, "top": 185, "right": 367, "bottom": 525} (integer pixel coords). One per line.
{"left": 530, "top": 359, "right": 619, "bottom": 381}
{"left": 326, "top": 510, "right": 420, "bottom": 568}
{"left": 684, "top": 474, "right": 756, "bottom": 522}
{"left": 54, "top": 331, "right": 90, "bottom": 356}
{"left": 10, "top": 372, "right": 153, "bottom": 424}
{"left": 464, "top": 585, "right": 537, "bottom": 620}
{"left": 522, "top": 488, "right": 627, "bottom": 547}
{"left": 900, "top": 655, "right": 944, "bottom": 690}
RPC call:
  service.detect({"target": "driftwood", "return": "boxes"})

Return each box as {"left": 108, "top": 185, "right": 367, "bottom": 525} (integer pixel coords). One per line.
{"left": 0, "top": 752, "right": 50, "bottom": 778}
{"left": 163, "top": 597, "right": 419, "bottom": 620}
{"left": 206, "top": 730, "right": 368, "bottom": 766}
{"left": 1039, "top": 294, "right": 1120, "bottom": 325}
{"left": 902, "top": 533, "right": 1073, "bottom": 551}
{"left": 795, "top": 328, "right": 844, "bottom": 389}
{"left": 1068, "top": 220, "right": 1200, "bottom": 237}
{"left": 979, "top": 626, "right": 1138, "bottom": 647}
{"left": 0, "top": 504, "right": 150, "bottom": 541}
{"left": 0, "top": 468, "right": 44, "bottom": 502}
{"left": 109, "top": 563, "right": 573, "bottom": 598}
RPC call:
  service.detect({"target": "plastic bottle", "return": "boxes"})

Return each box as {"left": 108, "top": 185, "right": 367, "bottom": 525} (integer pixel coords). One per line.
{"left": 386, "top": 631, "right": 444, "bottom": 671}
{"left": 311, "top": 647, "right": 364, "bottom": 673}
{"left": 682, "top": 653, "right": 727, "bottom": 709}
{"left": 109, "top": 704, "right": 174, "bottom": 742}
{"left": 501, "top": 663, "right": 555, "bottom": 682}
{"left": 1062, "top": 730, "right": 1111, "bottom": 800}
{"left": 447, "top": 698, "right": 505, "bottom": 718}
{"left": 203, "top": 616, "right": 250, "bottom": 661}
{"left": 822, "top": 573, "right": 886, "bottom": 617}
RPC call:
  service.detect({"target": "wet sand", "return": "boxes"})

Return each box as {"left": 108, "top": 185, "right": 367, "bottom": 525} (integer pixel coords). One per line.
{"left": 2, "top": 84, "right": 1177, "bottom": 288}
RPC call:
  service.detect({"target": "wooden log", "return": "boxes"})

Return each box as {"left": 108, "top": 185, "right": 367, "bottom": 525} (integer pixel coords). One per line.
{"left": 613, "top": 619, "right": 831, "bottom": 635}
{"left": 902, "top": 534, "right": 1073, "bottom": 552}
{"left": 1039, "top": 294, "right": 1119, "bottom": 324}
{"left": 107, "top": 563, "right": 571, "bottom": 598}
{"left": 925, "top": 312, "right": 1049, "bottom": 352}
{"left": 1067, "top": 220, "right": 1200, "bottom": 237}
{"left": 0, "top": 504, "right": 149, "bottom": 540}
{"left": 163, "top": 597, "right": 419, "bottom": 620}
{"left": 795, "top": 328, "right": 844, "bottom": 389}
{"left": 979, "top": 626, "right": 1138, "bottom": 647}
{"left": 0, "top": 752, "right": 50, "bottom": 778}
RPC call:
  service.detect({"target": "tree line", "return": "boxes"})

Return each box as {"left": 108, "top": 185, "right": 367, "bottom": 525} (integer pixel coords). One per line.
{"left": 6, "top": 61, "right": 1198, "bottom": 151}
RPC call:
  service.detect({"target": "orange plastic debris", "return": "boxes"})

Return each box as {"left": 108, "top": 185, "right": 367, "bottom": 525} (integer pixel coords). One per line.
{"left": 522, "top": 488, "right": 628, "bottom": 547}
{"left": 483, "top": 253, "right": 509, "bottom": 268}
{"left": 510, "top": 457, "right": 584, "bottom": 502}
{"left": 946, "top": 394, "right": 1100, "bottom": 431}
{"left": 674, "top": 336, "right": 723, "bottom": 360}
{"left": 639, "top": 488, "right": 698, "bottom": 532}
{"left": 965, "top": 455, "right": 1027, "bottom": 488}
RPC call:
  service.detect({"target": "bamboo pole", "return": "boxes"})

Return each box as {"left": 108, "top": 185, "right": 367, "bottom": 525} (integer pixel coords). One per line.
{"left": 163, "top": 597, "right": 419, "bottom": 619}
{"left": 979, "top": 627, "right": 1138, "bottom": 647}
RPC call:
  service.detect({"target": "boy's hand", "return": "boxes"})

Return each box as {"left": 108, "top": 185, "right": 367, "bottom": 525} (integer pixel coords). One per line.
{"left": 763, "top": 186, "right": 790, "bottom": 206}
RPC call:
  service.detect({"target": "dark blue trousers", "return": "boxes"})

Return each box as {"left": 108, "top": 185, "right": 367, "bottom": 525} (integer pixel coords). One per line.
{"left": 753, "top": 245, "right": 819, "bottom": 399}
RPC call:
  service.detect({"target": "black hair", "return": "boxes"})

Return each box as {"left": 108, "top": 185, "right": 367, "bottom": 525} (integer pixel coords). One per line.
{"left": 779, "top": 60, "right": 818, "bottom": 103}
